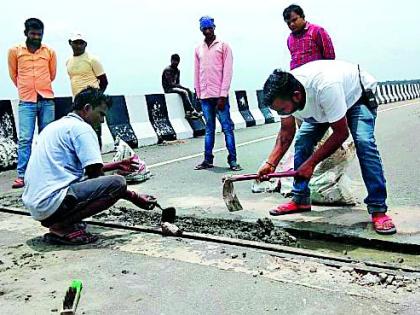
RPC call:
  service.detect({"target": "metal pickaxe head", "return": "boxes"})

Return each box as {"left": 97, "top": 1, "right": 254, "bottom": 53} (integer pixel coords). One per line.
{"left": 222, "top": 171, "right": 297, "bottom": 212}
{"left": 222, "top": 175, "right": 243, "bottom": 212}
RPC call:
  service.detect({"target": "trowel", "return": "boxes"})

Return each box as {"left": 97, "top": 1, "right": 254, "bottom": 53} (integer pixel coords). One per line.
{"left": 155, "top": 203, "right": 176, "bottom": 223}
{"left": 222, "top": 171, "right": 297, "bottom": 212}
{"left": 138, "top": 194, "right": 176, "bottom": 223}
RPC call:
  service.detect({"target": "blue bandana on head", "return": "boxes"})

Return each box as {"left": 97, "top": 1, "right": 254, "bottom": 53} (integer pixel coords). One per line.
{"left": 199, "top": 16, "right": 215, "bottom": 31}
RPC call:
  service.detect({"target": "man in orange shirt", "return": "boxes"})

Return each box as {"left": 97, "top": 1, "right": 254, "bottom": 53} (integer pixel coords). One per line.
{"left": 8, "top": 18, "right": 57, "bottom": 189}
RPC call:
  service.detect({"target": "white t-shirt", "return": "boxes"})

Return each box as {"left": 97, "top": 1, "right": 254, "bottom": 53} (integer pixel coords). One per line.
{"left": 22, "top": 113, "right": 103, "bottom": 221}
{"left": 289, "top": 60, "right": 377, "bottom": 124}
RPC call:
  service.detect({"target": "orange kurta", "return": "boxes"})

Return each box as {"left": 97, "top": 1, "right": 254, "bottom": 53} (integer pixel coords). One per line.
{"left": 8, "top": 44, "right": 57, "bottom": 102}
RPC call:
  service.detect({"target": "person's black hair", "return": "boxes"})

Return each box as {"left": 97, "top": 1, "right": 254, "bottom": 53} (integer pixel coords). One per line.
{"left": 24, "top": 18, "right": 44, "bottom": 31}
{"left": 263, "top": 69, "right": 301, "bottom": 106}
{"left": 73, "top": 87, "right": 112, "bottom": 110}
{"left": 283, "top": 4, "right": 305, "bottom": 20}
{"left": 171, "top": 54, "right": 180, "bottom": 61}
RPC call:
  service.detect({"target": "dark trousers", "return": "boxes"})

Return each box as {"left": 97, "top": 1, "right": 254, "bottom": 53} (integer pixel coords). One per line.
{"left": 166, "top": 87, "right": 195, "bottom": 113}
{"left": 41, "top": 175, "right": 127, "bottom": 228}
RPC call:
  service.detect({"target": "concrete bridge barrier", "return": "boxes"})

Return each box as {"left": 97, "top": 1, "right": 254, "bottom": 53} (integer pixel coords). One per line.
{"left": 1, "top": 82, "right": 419, "bottom": 170}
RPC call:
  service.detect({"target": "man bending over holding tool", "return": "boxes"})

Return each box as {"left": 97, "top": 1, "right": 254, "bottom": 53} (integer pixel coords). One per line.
{"left": 22, "top": 87, "right": 157, "bottom": 245}
{"left": 258, "top": 60, "right": 396, "bottom": 235}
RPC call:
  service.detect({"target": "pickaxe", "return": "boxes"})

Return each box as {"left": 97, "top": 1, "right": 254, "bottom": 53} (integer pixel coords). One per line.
{"left": 222, "top": 171, "right": 297, "bottom": 212}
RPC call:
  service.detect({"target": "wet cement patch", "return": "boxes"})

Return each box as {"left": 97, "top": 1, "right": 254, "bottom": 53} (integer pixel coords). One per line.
{"left": 2, "top": 191, "right": 420, "bottom": 262}
{"left": 0, "top": 192, "right": 24, "bottom": 208}
{"left": 0, "top": 193, "right": 296, "bottom": 247}
{"left": 93, "top": 206, "right": 298, "bottom": 247}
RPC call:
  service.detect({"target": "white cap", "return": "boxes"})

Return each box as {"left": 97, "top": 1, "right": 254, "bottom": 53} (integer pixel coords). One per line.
{"left": 69, "top": 33, "right": 86, "bottom": 42}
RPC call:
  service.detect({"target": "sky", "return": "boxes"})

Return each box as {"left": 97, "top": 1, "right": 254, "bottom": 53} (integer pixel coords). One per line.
{"left": 1, "top": 0, "right": 419, "bottom": 99}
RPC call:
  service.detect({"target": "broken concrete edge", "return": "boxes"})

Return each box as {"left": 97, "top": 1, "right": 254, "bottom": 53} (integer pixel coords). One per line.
{"left": 273, "top": 222, "right": 420, "bottom": 255}
{"left": 191, "top": 210, "right": 420, "bottom": 255}
{"left": 231, "top": 214, "right": 420, "bottom": 254}
{"left": 295, "top": 228, "right": 417, "bottom": 251}
{"left": 1, "top": 205, "right": 420, "bottom": 277}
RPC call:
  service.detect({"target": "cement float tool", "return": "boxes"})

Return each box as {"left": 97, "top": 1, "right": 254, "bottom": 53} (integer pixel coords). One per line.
{"left": 222, "top": 171, "right": 297, "bottom": 212}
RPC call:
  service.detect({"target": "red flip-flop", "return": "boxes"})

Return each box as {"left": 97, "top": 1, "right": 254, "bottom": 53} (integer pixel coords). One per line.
{"left": 269, "top": 201, "right": 311, "bottom": 216}
{"left": 372, "top": 214, "right": 397, "bottom": 235}
{"left": 43, "top": 230, "right": 98, "bottom": 245}
{"left": 12, "top": 178, "right": 24, "bottom": 189}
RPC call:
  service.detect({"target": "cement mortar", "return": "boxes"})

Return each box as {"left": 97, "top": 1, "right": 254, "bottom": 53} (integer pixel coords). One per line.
{"left": 0, "top": 193, "right": 297, "bottom": 246}
{"left": 95, "top": 206, "right": 299, "bottom": 246}
{"left": 0, "top": 193, "right": 23, "bottom": 208}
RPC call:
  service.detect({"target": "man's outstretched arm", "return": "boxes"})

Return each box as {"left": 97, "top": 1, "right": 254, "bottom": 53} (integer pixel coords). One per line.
{"left": 258, "top": 116, "right": 296, "bottom": 177}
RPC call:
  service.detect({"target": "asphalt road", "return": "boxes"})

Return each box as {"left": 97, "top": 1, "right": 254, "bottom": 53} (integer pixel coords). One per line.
{"left": 2, "top": 100, "right": 419, "bottom": 213}
{"left": 1, "top": 100, "right": 420, "bottom": 314}
{"left": 1, "top": 212, "right": 418, "bottom": 314}
{"left": 126, "top": 100, "right": 420, "bottom": 213}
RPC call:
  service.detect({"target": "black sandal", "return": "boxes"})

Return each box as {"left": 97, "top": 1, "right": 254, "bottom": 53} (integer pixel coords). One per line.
{"left": 229, "top": 162, "right": 243, "bottom": 171}
{"left": 194, "top": 161, "right": 214, "bottom": 170}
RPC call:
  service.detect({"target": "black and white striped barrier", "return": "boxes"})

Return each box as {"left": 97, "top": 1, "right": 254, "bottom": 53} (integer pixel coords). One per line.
{"left": 375, "top": 84, "right": 386, "bottom": 104}
{"left": 375, "top": 81, "right": 420, "bottom": 105}
{"left": 228, "top": 92, "right": 247, "bottom": 130}
{"left": 256, "top": 90, "right": 280, "bottom": 123}
{"left": 1, "top": 83, "right": 420, "bottom": 171}
{"left": 234, "top": 90, "right": 257, "bottom": 127}
{"left": 0, "top": 100, "right": 18, "bottom": 170}
{"left": 145, "top": 94, "right": 177, "bottom": 144}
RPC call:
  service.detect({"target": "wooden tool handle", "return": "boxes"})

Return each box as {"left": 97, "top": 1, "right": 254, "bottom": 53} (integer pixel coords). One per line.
{"left": 266, "top": 170, "right": 297, "bottom": 179}
{"left": 224, "top": 170, "right": 297, "bottom": 183}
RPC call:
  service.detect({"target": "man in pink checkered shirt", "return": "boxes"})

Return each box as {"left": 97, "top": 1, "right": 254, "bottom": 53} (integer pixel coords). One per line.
{"left": 284, "top": 4, "right": 335, "bottom": 70}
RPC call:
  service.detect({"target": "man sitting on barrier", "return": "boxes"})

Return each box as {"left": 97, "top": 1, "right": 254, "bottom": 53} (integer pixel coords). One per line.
{"left": 162, "top": 53, "right": 202, "bottom": 119}
{"left": 22, "top": 87, "right": 158, "bottom": 245}
{"left": 258, "top": 60, "right": 396, "bottom": 235}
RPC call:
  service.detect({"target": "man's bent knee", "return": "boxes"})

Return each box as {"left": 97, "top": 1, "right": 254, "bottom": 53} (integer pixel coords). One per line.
{"left": 354, "top": 137, "right": 377, "bottom": 152}
{"left": 107, "top": 175, "right": 127, "bottom": 197}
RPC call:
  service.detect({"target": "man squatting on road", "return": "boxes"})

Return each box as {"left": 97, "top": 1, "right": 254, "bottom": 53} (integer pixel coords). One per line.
{"left": 22, "top": 87, "right": 158, "bottom": 245}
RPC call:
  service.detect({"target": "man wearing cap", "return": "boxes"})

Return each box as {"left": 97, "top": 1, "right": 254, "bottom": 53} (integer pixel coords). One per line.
{"left": 66, "top": 33, "right": 108, "bottom": 97}
{"left": 66, "top": 33, "right": 108, "bottom": 147}
{"left": 8, "top": 18, "right": 57, "bottom": 189}
{"left": 194, "top": 16, "right": 242, "bottom": 171}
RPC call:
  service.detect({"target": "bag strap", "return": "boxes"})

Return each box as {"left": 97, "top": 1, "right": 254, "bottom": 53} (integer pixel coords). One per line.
{"left": 358, "top": 64, "right": 366, "bottom": 93}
